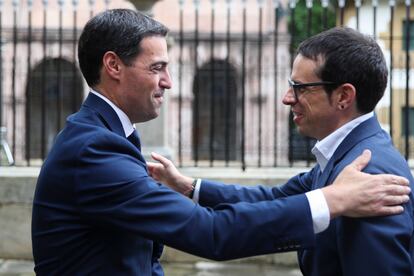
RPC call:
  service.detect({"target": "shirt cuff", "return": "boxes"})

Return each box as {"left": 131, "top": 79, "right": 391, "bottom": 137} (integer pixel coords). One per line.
{"left": 305, "top": 189, "right": 330, "bottom": 234}
{"left": 192, "top": 178, "right": 202, "bottom": 203}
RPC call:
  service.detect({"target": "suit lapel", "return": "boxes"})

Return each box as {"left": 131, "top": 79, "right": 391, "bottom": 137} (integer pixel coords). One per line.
{"left": 127, "top": 130, "right": 142, "bottom": 151}
{"left": 82, "top": 93, "right": 126, "bottom": 138}
{"left": 83, "top": 93, "right": 148, "bottom": 169}
{"left": 314, "top": 116, "right": 383, "bottom": 189}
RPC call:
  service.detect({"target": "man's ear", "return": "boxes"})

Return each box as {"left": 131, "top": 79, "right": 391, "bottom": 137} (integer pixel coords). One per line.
{"left": 102, "top": 51, "right": 122, "bottom": 80}
{"left": 335, "top": 83, "right": 356, "bottom": 111}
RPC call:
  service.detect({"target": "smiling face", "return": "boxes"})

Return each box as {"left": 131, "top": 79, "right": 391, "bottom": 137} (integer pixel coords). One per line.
{"left": 117, "top": 35, "right": 172, "bottom": 123}
{"left": 282, "top": 54, "right": 341, "bottom": 140}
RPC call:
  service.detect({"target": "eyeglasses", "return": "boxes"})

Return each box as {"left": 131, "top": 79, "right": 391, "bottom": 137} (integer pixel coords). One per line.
{"left": 288, "top": 78, "right": 339, "bottom": 102}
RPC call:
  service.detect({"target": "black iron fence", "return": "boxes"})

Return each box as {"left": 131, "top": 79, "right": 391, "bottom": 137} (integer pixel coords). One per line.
{"left": 0, "top": 0, "right": 413, "bottom": 169}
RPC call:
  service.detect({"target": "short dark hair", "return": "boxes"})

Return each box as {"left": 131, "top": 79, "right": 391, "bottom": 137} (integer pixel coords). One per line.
{"left": 78, "top": 9, "right": 169, "bottom": 87}
{"left": 296, "top": 27, "right": 388, "bottom": 113}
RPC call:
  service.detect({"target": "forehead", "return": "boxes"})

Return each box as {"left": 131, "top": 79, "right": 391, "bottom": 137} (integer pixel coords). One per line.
{"left": 137, "top": 36, "right": 168, "bottom": 60}
{"left": 291, "top": 54, "right": 320, "bottom": 81}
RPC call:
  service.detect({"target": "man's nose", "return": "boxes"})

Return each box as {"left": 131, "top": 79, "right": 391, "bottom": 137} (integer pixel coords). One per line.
{"left": 282, "top": 87, "right": 297, "bottom": 106}
{"left": 160, "top": 69, "right": 172, "bottom": 89}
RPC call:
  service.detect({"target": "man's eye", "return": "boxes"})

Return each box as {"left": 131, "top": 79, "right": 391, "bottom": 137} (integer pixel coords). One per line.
{"left": 152, "top": 65, "right": 163, "bottom": 71}
{"left": 296, "top": 86, "right": 307, "bottom": 94}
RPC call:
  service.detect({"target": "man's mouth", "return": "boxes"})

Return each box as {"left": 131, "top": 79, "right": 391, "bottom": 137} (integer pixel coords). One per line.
{"left": 154, "top": 91, "right": 164, "bottom": 103}
{"left": 292, "top": 110, "right": 303, "bottom": 124}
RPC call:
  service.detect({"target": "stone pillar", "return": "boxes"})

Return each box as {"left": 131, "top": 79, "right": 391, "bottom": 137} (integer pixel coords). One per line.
{"left": 129, "top": 0, "right": 173, "bottom": 160}
{"left": 129, "top": 0, "right": 161, "bottom": 15}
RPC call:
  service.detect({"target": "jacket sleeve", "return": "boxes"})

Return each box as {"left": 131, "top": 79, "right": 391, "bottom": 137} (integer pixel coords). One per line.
{"left": 74, "top": 134, "right": 315, "bottom": 261}
{"left": 333, "top": 146, "right": 414, "bottom": 275}
{"left": 199, "top": 168, "right": 316, "bottom": 207}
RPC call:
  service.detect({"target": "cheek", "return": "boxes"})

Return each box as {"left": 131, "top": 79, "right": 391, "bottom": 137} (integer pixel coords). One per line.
{"left": 300, "top": 99, "right": 314, "bottom": 115}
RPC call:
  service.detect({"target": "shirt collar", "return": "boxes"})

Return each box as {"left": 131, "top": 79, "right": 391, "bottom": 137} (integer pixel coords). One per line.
{"left": 311, "top": 112, "right": 374, "bottom": 172}
{"left": 90, "top": 89, "right": 135, "bottom": 137}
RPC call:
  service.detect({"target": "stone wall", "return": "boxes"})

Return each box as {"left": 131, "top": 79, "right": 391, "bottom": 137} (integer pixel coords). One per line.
{"left": 0, "top": 166, "right": 302, "bottom": 265}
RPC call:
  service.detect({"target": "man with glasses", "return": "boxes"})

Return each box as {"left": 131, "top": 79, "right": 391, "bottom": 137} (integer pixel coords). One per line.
{"left": 149, "top": 27, "right": 414, "bottom": 275}
{"left": 281, "top": 27, "right": 414, "bottom": 275}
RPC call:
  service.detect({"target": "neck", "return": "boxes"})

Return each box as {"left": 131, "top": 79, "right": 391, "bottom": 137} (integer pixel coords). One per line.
{"left": 92, "top": 84, "right": 120, "bottom": 107}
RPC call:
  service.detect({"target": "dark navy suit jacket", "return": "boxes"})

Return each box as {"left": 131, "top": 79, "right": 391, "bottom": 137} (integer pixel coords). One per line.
{"left": 200, "top": 116, "right": 414, "bottom": 275}
{"left": 31, "top": 93, "right": 316, "bottom": 275}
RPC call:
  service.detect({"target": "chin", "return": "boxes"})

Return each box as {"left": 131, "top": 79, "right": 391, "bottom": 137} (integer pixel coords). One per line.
{"left": 149, "top": 112, "right": 160, "bottom": 121}
{"left": 297, "top": 128, "right": 311, "bottom": 138}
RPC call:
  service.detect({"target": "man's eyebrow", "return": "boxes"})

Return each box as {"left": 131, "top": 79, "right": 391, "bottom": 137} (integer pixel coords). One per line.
{"left": 154, "top": 60, "right": 168, "bottom": 65}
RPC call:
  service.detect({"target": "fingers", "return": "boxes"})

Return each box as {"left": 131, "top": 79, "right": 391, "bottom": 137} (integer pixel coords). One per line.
{"left": 151, "top": 152, "right": 171, "bottom": 167}
{"left": 379, "top": 174, "right": 410, "bottom": 187}
{"left": 381, "top": 194, "right": 410, "bottom": 206}
{"left": 373, "top": 205, "right": 404, "bottom": 216}
{"left": 146, "top": 161, "right": 163, "bottom": 170}
{"left": 348, "top": 149, "right": 371, "bottom": 171}
{"left": 381, "top": 180, "right": 411, "bottom": 196}
{"left": 146, "top": 161, "right": 158, "bottom": 168}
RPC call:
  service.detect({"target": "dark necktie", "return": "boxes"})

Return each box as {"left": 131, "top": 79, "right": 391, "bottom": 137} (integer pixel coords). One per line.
{"left": 127, "top": 130, "right": 141, "bottom": 151}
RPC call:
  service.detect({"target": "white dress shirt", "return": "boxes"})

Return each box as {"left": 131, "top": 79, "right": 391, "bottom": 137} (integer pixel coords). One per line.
{"left": 91, "top": 89, "right": 135, "bottom": 137}
{"left": 312, "top": 112, "right": 374, "bottom": 172}
{"left": 194, "top": 112, "right": 374, "bottom": 234}
{"left": 308, "top": 111, "right": 374, "bottom": 232}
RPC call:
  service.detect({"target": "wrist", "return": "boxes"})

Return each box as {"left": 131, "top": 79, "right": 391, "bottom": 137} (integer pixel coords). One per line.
{"left": 181, "top": 177, "right": 196, "bottom": 197}
{"left": 187, "top": 179, "right": 197, "bottom": 199}
{"left": 321, "top": 185, "right": 345, "bottom": 219}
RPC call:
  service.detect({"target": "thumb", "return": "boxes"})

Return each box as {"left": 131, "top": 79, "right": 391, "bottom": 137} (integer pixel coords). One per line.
{"left": 349, "top": 149, "right": 371, "bottom": 171}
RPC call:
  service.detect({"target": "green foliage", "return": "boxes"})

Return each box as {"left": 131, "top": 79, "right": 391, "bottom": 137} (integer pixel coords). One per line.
{"left": 288, "top": 0, "right": 336, "bottom": 52}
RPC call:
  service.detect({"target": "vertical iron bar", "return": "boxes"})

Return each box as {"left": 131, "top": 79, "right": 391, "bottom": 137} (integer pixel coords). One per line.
{"left": 225, "top": 0, "right": 231, "bottom": 167}
{"left": 72, "top": 2, "right": 78, "bottom": 113}
{"left": 389, "top": 0, "right": 394, "bottom": 140}
{"left": 241, "top": 0, "right": 247, "bottom": 170}
{"left": 26, "top": 3, "right": 33, "bottom": 164}
{"left": 339, "top": 0, "right": 345, "bottom": 26}
{"left": 289, "top": 0, "right": 296, "bottom": 166}
{"left": 209, "top": 0, "right": 215, "bottom": 167}
{"left": 306, "top": 0, "right": 313, "bottom": 37}
{"left": 305, "top": 0, "right": 312, "bottom": 166}
{"left": 11, "top": 4, "right": 17, "bottom": 157}
{"left": 355, "top": 0, "right": 360, "bottom": 31}
{"left": 372, "top": 0, "right": 377, "bottom": 39}
{"left": 0, "top": 7, "right": 2, "bottom": 129}
{"left": 257, "top": 1, "right": 263, "bottom": 167}
{"left": 89, "top": 0, "right": 94, "bottom": 19}
{"left": 41, "top": 6, "right": 47, "bottom": 160}
{"left": 273, "top": 0, "right": 279, "bottom": 167}
{"left": 322, "top": 0, "right": 328, "bottom": 30}
{"left": 404, "top": 0, "right": 411, "bottom": 159}
{"left": 178, "top": 0, "right": 184, "bottom": 167}
{"left": 57, "top": 4, "right": 63, "bottom": 132}
{"left": 289, "top": 1, "right": 296, "bottom": 67}
{"left": 193, "top": 0, "right": 200, "bottom": 166}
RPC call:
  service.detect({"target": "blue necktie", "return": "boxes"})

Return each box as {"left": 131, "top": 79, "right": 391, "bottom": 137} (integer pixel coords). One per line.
{"left": 127, "top": 130, "right": 141, "bottom": 151}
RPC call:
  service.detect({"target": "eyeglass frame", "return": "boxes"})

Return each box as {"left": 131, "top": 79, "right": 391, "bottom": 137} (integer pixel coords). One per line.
{"left": 288, "top": 78, "right": 340, "bottom": 102}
